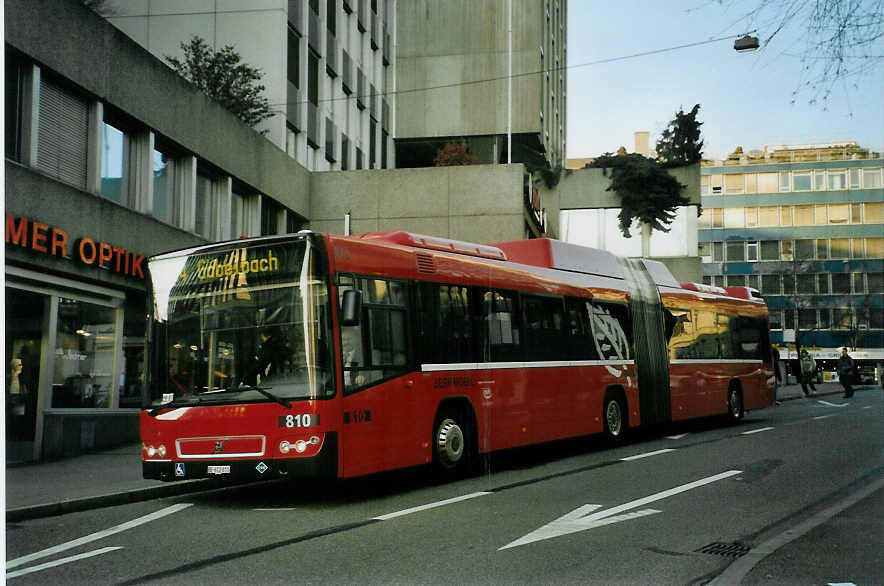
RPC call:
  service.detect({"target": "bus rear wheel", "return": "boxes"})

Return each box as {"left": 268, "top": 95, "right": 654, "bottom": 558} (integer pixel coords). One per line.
{"left": 727, "top": 386, "right": 744, "bottom": 424}
{"left": 432, "top": 409, "right": 473, "bottom": 481}
{"left": 603, "top": 395, "right": 626, "bottom": 443}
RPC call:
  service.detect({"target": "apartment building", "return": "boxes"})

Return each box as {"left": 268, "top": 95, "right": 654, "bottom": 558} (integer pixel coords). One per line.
{"left": 105, "top": 0, "right": 395, "bottom": 172}
{"left": 699, "top": 142, "right": 884, "bottom": 381}
{"left": 395, "top": 0, "right": 566, "bottom": 171}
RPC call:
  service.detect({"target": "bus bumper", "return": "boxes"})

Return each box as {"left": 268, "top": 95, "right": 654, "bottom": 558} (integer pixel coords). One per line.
{"left": 143, "top": 432, "right": 337, "bottom": 481}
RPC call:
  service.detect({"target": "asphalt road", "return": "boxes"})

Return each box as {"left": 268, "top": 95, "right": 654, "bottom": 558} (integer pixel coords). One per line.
{"left": 7, "top": 393, "right": 881, "bottom": 585}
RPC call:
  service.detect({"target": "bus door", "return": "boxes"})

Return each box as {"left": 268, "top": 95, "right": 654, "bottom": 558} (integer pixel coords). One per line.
{"left": 621, "top": 259, "right": 671, "bottom": 426}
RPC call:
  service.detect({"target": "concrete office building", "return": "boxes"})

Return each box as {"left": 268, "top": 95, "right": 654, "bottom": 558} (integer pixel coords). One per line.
{"left": 104, "top": 0, "right": 396, "bottom": 172}
{"left": 699, "top": 142, "right": 884, "bottom": 382}
{"left": 395, "top": 0, "right": 566, "bottom": 171}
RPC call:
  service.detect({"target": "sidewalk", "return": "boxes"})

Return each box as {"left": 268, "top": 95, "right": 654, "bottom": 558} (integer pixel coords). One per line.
{"left": 4, "top": 383, "right": 873, "bottom": 521}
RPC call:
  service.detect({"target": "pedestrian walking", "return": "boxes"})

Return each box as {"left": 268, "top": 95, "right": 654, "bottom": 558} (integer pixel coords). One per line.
{"left": 837, "top": 347, "right": 856, "bottom": 398}
{"left": 799, "top": 349, "right": 817, "bottom": 396}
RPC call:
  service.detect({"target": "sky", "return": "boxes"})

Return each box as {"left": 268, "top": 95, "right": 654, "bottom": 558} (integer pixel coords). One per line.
{"left": 565, "top": 1, "right": 884, "bottom": 161}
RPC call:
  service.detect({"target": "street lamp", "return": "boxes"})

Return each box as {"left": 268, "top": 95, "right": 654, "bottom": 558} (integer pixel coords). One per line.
{"left": 734, "top": 35, "right": 760, "bottom": 52}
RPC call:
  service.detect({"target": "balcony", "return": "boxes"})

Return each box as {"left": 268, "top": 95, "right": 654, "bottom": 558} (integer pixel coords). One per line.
{"left": 341, "top": 51, "right": 352, "bottom": 95}
{"left": 286, "top": 83, "right": 302, "bottom": 132}
{"left": 307, "top": 102, "right": 319, "bottom": 149}
{"left": 326, "top": 31, "right": 337, "bottom": 77}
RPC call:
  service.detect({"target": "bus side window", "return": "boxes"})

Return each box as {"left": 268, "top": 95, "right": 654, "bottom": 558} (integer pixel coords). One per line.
{"left": 484, "top": 290, "right": 521, "bottom": 362}
{"left": 666, "top": 309, "right": 695, "bottom": 359}
{"left": 589, "top": 301, "right": 632, "bottom": 362}
{"left": 565, "top": 297, "right": 598, "bottom": 360}
{"left": 523, "top": 295, "right": 566, "bottom": 362}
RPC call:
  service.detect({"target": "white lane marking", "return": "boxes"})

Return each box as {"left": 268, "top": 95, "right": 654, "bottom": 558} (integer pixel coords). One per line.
{"left": 620, "top": 449, "right": 676, "bottom": 461}
{"left": 818, "top": 400, "right": 848, "bottom": 408}
{"left": 500, "top": 470, "right": 742, "bottom": 550}
{"left": 254, "top": 508, "right": 297, "bottom": 511}
{"left": 828, "top": 583, "right": 858, "bottom": 585}
{"left": 710, "top": 477, "right": 883, "bottom": 585}
{"left": 813, "top": 415, "right": 836, "bottom": 420}
{"left": 741, "top": 427, "right": 775, "bottom": 435}
{"left": 373, "top": 492, "right": 491, "bottom": 521}
{"left": 666, "top": 434, "right": 689, "bottom": 440}
{"left": 6, "top": 547, "right": 122, "bottom": 579}
{"left": 6, "top": 503, "right": 192, "bottom": 570}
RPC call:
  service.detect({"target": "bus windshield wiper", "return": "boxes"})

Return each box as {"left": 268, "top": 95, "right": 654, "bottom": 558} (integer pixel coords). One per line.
{"left": 203, "top": 384, "right": 292, "bottom": 409}
{"left": 147, "top": 395, "right": 201, "bottom": 417}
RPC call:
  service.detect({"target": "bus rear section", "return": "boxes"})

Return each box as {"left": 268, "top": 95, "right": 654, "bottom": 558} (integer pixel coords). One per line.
{"left": 141, "top": 234, "right": 341, "bottom": 481}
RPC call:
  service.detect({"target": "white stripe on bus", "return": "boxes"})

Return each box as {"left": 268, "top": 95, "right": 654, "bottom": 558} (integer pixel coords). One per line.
{"left": 421, "top": 360, "right": 635, "bottom": 372}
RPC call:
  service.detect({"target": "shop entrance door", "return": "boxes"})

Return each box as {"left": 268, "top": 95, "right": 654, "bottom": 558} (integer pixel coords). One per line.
{"left": 5, "top": 289, "right": 45, "bottom": 463}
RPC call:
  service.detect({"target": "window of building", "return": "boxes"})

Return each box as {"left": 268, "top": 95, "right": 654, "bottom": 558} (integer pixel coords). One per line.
{"left": 850, "top": 203, "right": 863, "bottom": 223}
{"left": 261, "top": 198, "right": 282, "bottom": 236}
{"left": 747, "top": 241, "right": 759, "bottom": 261}
{"left": 781, "top": 240, "right": 793, "bottom": 261}
{"left": 828, "top": 203, "right": 849, "bottom": 224}
{"left": 712, "top": 275, "right": 724, "bottom": 288}
{"left": 830, "top": 238, "right": 849, "bottom": 259}
{"left": 868, "top": 272, "right": 883, "bottom": 294}
{"left": 152, "top": 147, "right": 175, "bottom": 224}
{"left": 355, "top": 147, "right": 363, "bottom": 170}
{"left": 797, "top": 274, "right": 816, "bottom": 294}
{"left": 818, "top": 309, "right": 830, "bottom": 329}
{"left": 870, "top": 308, "right": 884, "bottom": 330}
{"left": 769, "top": 310, "right": 783, "bottom": 330}
{"left": 698, "top": 242, "right": 711, "bottom": 259}
{"left": 369, "top": 118, "right": 376, "bottom": 168}
{"left": 779, "top": 171, "right": 790, "bottom": 192}
{"left": 783, "top": 274, "right": 795, "bottom": 295}
{"left": 852, "top": 273, "right": 865, "bottom": 294}
{"left": 744, "top": 174, "right": 757, "bottom": 194}
{"left": 832, "top": 273, "right": 850, "bottom": 294}
{"left": 867, "top": 238, "right": 883, "bottom": 258}
{"left": 5, "top": 56, "right": 26, "bottom": 163}
{"left": 863, "top": 168, "right": 882, "bottom": 189}
{"left": 816, "top": 239, "right": 828, "bottom": 259}
{"left": 814, "top": 169, "right": 826, "bottom": 190}
{"left": 712, "top": 242, "right": 724, "bottom": 262}
{"left": 747, "top": 274, "right": 759, "bottom": 290}
{"left": 828, "top": 169, "right": 846, "bottom": 190}
{"left": 761, "top": 274, "right": 780, "bottom": 295}
{"left": 757, "top": 172, "right": 778, "bottom": 193}
{"left": 745, "top": 207, "right": 759, "bottom": 227}
{"left": 710, "top": 174, "right": 722, "bottom": 194}
{"left": 725, "top": 275, "right": 745, "bottom": 287}
{"left": 37, "top": 76, "right": 88, "bottom": 189}
{"left": 712, "top": 208, "right": 723, "bottom": 227}
{"left": 194, "top": 171, "right": 219, "bottom": 240}
{"left": 793, "top": 171, "right": 811, "bottom": 191}
{"left": 723, "top": 208, "right": 744, "bottom": 228}
{"left": 726, "top": 241, "right": 745, "bottom": 262}
{"left": 784, "top": 310, "right": 794, "bottom": 330}
{"left": 795, "top": 239, "right": 815, "bottom": 260}
{"left": 759, "top": 206, "right": 779, "bottom": 227}
{"left": 781, "top": 206, "right": 793, "bottom": 226}
{"left": 700, "top": 175, "right": 710, "bottom": 195}
{"left": 798, "top": 309, "right": 817, "bottom": 330}
{"left": 851, "top": 238, "right": 866, "bottom": 258}
{"left": 832, "top": 308, "right": 851, "bottom": 329}
{"left": 813, "top": 204, "right": 827, "bottom": 225}
{"left": 849, "top": 168, "right": 861, "bottom": 189}
{"left": 794, "top": 205, "right": 814, "bottom": 226}
{"left": 101, "top": 121, "right": 128, "bottom": 204}
{"left": 724, "top": 174, "right": 743, "bottom": 194}
{"left": 760, "top": 240, "right": 779, "bottom": 261}
{"left": 864, "top": 202, "right": 883, "bottom": 224}
{"left": 341, "top": 134, "right": 350, "bottom": 170}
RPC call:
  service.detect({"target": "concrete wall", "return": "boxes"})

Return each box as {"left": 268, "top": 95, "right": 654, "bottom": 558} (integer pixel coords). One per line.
{"left": 309, "top": 163, "right": 528, "bottom": 243}
{"left": 7, "top": 0, "right": 311, "bottom": 216}
{"left": 396, "top": 0, "right": 542, "bottom": 139}
{"left": 552, "top": 163, "right": 701, "bottom": 210}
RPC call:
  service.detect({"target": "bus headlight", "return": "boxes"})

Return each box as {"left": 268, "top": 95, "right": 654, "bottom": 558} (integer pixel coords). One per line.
{"left": 147, "top": 445, "right": 156, "bottom": 457}
{"left": 157, "top": 445, "right": 166, "bottom": 458}
{"left": 279, "top": 441, "right": 291, "bottom": 454}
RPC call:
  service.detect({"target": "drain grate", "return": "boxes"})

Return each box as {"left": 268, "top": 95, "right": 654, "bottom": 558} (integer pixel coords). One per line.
{"left": 695, "top": 542, "right": 751, "bottom": 558}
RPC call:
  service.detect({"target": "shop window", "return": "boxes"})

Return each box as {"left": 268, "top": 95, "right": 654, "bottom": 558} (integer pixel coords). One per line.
{"left": 120, "top": 296, "right": 146, "bottom": 408}
{"left": 52, "top": 298, "right": 118, "bottom": 408}
{"left": 6, "top": 289, "right": 45, "bottom": 452}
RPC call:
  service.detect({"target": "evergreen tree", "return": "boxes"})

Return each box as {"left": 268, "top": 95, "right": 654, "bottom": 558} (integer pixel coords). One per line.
{"left": 166, "top": 37, "right": 275, "bottom": 128}
{"left": 655, "top": 104, "right": 703, "bottom": 167}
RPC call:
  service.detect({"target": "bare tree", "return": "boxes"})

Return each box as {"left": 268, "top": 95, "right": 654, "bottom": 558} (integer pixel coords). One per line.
{"left": 717, "top": 0, "right": 883, "bottom": 108}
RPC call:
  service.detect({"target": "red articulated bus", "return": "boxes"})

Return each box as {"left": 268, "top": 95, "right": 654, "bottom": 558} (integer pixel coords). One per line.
{"left": 141, "top": 230, "right": 775, "bottom": 481}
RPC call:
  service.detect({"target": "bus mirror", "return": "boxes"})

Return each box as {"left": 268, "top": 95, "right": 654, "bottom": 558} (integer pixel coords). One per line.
{"left": 341, "top": 290, "right": 362, "bottom": 326}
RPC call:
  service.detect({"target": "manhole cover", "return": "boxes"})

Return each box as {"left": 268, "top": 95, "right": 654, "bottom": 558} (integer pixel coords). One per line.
{"left": 695, "top": 542, "right": 751, "bottom": 558}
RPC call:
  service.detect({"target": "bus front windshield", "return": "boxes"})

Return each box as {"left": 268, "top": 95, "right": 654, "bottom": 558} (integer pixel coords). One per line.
{"left": 145, "top": 238, "right": 333, "bottom": 408}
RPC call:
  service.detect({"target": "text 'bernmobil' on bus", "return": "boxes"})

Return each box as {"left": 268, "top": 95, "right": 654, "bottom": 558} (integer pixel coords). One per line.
{"left": 140, "top": 230, "right": 775, "bottom": 482}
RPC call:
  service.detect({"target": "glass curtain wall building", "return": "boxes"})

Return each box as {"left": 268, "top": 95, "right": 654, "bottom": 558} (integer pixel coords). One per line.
{"left": 699, "top": 142, "right": 884, "bottom": 383}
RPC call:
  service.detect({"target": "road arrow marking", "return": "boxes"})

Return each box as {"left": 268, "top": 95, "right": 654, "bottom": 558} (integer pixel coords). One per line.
{"left": 818, "top": 400, "right": 848, "bottom": 407}
{"left": 499, "top": 470, "right": 742, "bottom": 550}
